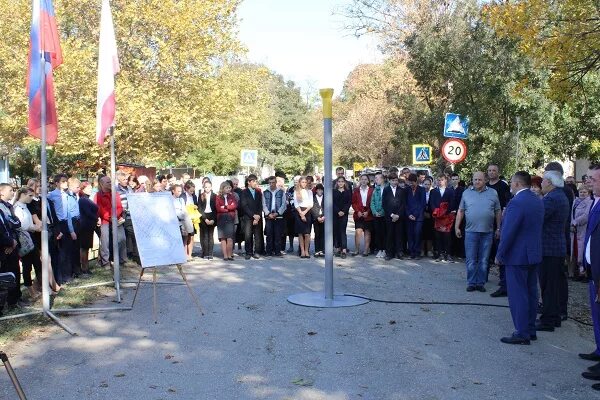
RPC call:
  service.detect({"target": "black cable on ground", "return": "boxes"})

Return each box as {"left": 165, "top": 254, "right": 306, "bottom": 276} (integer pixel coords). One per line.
{"left": 343, "top": 294, "right": 595, "bottom": 327}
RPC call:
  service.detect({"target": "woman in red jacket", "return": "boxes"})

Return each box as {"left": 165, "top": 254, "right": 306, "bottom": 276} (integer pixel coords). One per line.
{"left": 216, "top": 181, "right": 238, "bottom": 261}
{"left": 351, "top": 174, "right": 374, "bottom": 256}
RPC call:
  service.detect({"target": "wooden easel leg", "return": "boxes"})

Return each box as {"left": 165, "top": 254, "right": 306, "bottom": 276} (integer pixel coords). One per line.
{"left": 177, "top": 265, "right": 204, "bottom": 316}
{"left": 130, "top": 268, "right": 145, "bottom": 309}
{"left": 153, "top": 267, "right": 158, "bottom": 324}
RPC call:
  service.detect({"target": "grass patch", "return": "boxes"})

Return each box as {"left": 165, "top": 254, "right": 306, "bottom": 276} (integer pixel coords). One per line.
{"left": 0, "top": 263, "right": 140, "bottom": 347}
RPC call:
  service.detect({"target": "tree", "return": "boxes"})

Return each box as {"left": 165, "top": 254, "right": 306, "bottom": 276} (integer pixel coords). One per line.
{"left": 485, "top": 0, "right": 600, "bottom": 96}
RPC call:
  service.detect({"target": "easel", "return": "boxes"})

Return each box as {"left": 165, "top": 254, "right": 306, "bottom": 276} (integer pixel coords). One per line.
{"left": 1, "top": 351, "right": 27, "bottom": 400}
{"left": 130, "top": 264, "right": 204, "bottom": 323}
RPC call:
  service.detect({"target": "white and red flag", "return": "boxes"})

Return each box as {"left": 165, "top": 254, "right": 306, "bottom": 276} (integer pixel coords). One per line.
{"left": 96, "top": 0, "right": 120, "bottom": 145}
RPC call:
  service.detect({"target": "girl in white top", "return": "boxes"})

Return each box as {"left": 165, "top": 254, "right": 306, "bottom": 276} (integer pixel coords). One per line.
{"left": 13, "top": 187, "right": 42, "bottom": 298}
{"left": 294, "top": 177, "right": 313, "bottom": 258}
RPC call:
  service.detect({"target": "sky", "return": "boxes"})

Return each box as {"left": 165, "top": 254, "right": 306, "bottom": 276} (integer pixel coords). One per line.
{"left": 237, "top": 0, "right": 384, "bottom": 98}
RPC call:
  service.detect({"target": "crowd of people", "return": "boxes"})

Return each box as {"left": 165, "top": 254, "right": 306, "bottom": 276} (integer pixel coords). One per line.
{"left": 1, "top": 161, "right": 600, "bottom": 389}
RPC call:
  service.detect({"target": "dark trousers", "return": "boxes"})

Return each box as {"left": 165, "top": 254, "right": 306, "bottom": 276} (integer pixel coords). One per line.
{"left": 243, "top": 218, "right": 264, "bottom": 255}
{"left": 506, "top": 264, "right": 538, "bottom": 340}
{"left": 123, "top": 217, "right": 139, "bottom": 263}
{"left": 314, "top": 221, "right": 324, "bottom": 253}
{"left": 333, "top": 215, "right": 348, "bottom": 250}
{"left": 539, "top": 256, "right": 564, "bottom": 326}
{"left": 559, "top": 261, "right": 569, "bottom": 316}
{"left": 57, "top": 220, "right": 79, "bottom": 283}
{"left": 451, "top": 220, "right": 465, "bottom": 258}
{"left": 386, "top": 218, "right": 405, "bottom": 257}
{"left": 588, "top": 281, "right": 600, "bottom": 355}
{"left": 0, "top": 251, "right": 21, "bottom": 305}
{"left": 200, "top": 220, "right": 215, "bottom": 258}
{"left": 406, "top": 220, "right": 423, "bottom": 256}
{"left": 265, "top": 218, "right": 284, "bottom": 255}
{"left": 372, "top": 216, "right": 386, "bottom": 252}
{"left": 21, "top": 248, "right": 41, "bottom": 287}
{"left": 435, "top": 231, "right": 451, "bottom": 257}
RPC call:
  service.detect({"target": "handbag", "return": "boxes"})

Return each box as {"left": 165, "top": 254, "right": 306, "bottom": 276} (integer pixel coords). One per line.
{"left": 17, "top": 229, "right": 34, "bottom": 257}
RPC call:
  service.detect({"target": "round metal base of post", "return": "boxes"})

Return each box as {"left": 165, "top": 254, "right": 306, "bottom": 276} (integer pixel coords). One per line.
{"left": 287, "top": 292, "right": 370, "bottom": 308}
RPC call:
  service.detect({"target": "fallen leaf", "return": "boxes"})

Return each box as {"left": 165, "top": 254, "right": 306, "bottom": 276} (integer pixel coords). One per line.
{"left": 389, "top": 320, "right": 396, "bottom": 325}
{"left": 99, "top": 382, "right": 108, "bottom": 388}
{"left": 164, "top": 354, "right": 174, "bottom": 360}
{"left": 114, "top": 373, "right": 126, "bottom": 378}
{"left": 307, "top": 331, "right": 317, "bottom": 336}
{"left": 168, "top": 388, "right": 177, "bottom": 393}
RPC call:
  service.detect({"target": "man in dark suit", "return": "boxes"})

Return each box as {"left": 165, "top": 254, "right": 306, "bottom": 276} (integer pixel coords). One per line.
{"left": 536, "top": 170, "right": 570, "bottom": 332}
{"left": 382, "top": 173, "right": 406, "bottom": 260}
{"left": 495, "top": 172, "right": 544, "bottom": 345}
{"left": 577, "top": 163, "right": 600, "bottom": 389}
{"left": 240, "top": 174, "right": 264, "bottom": 259}
{"left": 405, "top": 173, "right": 426, "bottom": 259}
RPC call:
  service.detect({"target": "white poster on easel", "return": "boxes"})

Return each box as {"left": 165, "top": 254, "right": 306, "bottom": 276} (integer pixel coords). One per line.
{"left": 127, "top": 192, "right": 187, "bottom": 268}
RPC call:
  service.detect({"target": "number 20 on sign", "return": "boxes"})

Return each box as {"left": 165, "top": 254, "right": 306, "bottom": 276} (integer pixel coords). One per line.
{"left": 441, "top": 138, "right": 467, "bottom": 164}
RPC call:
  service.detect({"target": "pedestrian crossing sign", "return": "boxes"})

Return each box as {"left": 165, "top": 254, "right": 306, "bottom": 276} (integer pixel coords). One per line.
{"left": 412, "top": 144, "right": 432, "bottom": 165}
{"left": 240, "top": 149, "right": 258, "bottom": 167}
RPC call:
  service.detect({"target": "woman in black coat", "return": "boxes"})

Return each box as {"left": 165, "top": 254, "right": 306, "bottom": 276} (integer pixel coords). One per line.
{"left": 78, "top": 182, "right": 99, "bottom": 274}
{"left": 333, "top": 177, "right": 352, "bottom": 258}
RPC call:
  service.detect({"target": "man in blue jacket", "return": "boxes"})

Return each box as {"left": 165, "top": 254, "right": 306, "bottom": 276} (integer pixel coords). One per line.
{"left": 495, "top": 172, "right": 544, "bottom": 345}
{"left": 577, "top": 163, "right": 600, "bottom": 389}
{"left": 405, "top": 173, "right": 426, "bottom": 259}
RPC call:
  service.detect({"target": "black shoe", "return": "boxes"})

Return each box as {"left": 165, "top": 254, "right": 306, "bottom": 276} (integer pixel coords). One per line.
{"left": 593, "top": 383, "right": 600, "bottom": 391}
{"left": 582, "top": 371, "right": 600, "bottom": 381}
{"left": 476, "top": 286, "right": 486, "bottom": 292}
{"left": 501, "top": 336, "right": 530, "bottom": 345}
{"left": 385, "top": 256, "right": 393, "bottom": 261}
{"left": 341, "top": 253, "right": 347, "bottom": 259}
{"left": 579, "top": 352, "right": 600, "bottom": 362}
{"left": 530, "top": 335, "right": 537, "bottom": 341}
{"left": 535, "top": 323, "right": 555, "bottom": 332}
{"left": 466, "top": 286, "right": 476, "bottom": 292}
{"left": 396, "top": 253, "right": 404, "bottom": 259}
{"left": 245, "top": 255, "right": 251, "bottom": 260}
{"left": 414, "top": 255, "right": 422, "bottom": 260}
{"left": 560, "top": 314, "right": 568, "bottom": 321}
{"left": 490, "top": 289, "right": 507, "bottom": 298}
{"left": 409, "top": 255, "right": 415, "bottom": 259}
{"left": 252, "top": 254, "right": 260, "bottom": 259}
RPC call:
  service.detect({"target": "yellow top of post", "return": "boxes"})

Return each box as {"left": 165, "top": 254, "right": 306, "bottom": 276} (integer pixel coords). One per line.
{"left": 320, "top": 88, "right": 334, "bottom": 119}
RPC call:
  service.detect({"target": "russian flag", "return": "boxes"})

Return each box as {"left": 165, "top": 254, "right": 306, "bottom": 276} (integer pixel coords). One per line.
{"left": 96, "top": 0, "right": 120, "bottom": 146}
{"left": 26, "top": 0, "right": 63, "bottom": 145}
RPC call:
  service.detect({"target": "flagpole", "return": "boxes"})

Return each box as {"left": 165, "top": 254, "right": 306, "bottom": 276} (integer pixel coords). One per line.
{"left": 110, "top": 127, "right": 121, "bottom": 302}
{"left": 40, "top": 51, "right": 50, "bottom": 315}
{"left": 287, "top": 89, "right": 369, "bottom": 308}
{"left": 38, "top": 0, "right": 75, "bottom": 335}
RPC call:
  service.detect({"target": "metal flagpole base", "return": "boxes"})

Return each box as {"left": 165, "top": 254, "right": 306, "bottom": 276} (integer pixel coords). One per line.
{"left": 287, "top": 292, "right": 370, "bottom": 308}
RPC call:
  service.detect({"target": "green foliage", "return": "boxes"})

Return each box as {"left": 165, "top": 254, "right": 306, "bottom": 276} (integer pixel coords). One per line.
{"left": 341, "top": 0, "right": 600, "bottom": 176}
{"left": 0, "top": 0, "right": 320, "bottom": 179}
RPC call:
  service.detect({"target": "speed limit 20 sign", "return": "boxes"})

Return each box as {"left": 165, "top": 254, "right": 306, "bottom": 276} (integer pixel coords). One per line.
{"left": 441, "top": 138, "right": 467, "bottom": 164}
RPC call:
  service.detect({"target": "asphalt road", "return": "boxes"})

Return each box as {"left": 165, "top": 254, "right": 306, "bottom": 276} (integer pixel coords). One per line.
{"left": 2, "top": 242, "right": 599, "bottom": 400}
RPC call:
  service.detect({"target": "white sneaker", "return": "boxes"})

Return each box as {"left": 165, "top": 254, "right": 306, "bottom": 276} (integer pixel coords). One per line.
{"left": 376, "top": 250, "right": 383, "bottom": 258}
{"left": 381, "top": 251, "right": 387, "bottom": 259}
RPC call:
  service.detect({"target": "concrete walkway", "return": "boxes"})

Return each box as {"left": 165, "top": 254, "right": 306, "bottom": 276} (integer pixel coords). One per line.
{"left": 1, "top": 250, "right": 599, "bottom": 399}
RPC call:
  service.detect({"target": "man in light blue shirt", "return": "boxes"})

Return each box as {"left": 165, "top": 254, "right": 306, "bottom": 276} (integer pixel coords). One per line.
{"left": 455, "top": 172, "right": 501, "bottom": 292}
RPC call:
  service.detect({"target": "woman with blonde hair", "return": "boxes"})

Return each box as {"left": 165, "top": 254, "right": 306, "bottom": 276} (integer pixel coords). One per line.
{"left": 294, "top": 176, "right": 313, "bottom": 258}
{"left": 216, "top": 181, "right": 238, "bottom": 261}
